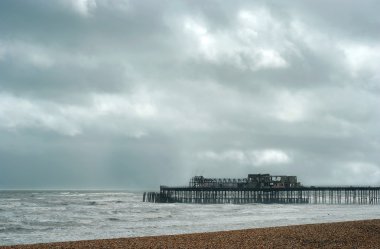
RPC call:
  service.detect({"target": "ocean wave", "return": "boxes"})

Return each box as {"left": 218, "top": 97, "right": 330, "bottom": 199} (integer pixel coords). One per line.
{"left": 2, "top": 191, "right": 380, "bottom": 246}
{"left": 0, "top": 226, "right": 34, "bottom": 233}
{"left": 107, "top": 217, "right": 122, "bottom": 221}
{"left": 87, "top": 201, "right": 98, "bottom": 206}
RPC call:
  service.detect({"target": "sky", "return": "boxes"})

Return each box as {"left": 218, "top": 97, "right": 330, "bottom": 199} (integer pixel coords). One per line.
{"left": 0, "top": 0, "right": 379, "bottom": 189}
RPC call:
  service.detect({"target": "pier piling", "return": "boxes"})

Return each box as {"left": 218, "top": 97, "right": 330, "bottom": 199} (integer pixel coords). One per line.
{"left": 144, "top": 187, "right": 380, "bottom": 204}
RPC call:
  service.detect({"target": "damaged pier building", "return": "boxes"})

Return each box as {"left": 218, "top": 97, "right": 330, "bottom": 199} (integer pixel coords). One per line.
{"left": 143, "top": 173, "right": 380, "bottom": 205}
{"left": 189, "top": 174, "right": 300, "bottom": 189}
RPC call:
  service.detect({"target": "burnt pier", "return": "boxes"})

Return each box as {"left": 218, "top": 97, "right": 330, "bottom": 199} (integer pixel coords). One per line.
{"left": 143, "top": 174, "right": 380, "bottom": 204}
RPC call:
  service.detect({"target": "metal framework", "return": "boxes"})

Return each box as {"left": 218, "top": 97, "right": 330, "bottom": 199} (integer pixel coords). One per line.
{"left": 143, "top": 174, "right": 380, "bottom": 205}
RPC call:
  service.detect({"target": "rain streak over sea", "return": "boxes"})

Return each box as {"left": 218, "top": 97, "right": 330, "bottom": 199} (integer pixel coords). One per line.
{"left": 1, "top": 191, "right": 380, "bottom": 246}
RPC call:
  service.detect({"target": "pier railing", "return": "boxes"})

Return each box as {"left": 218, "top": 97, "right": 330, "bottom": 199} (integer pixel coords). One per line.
{"left": 143, "top": 186, "right": 380, "bottom": 205}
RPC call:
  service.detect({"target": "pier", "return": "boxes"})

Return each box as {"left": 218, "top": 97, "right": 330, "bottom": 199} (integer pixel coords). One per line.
{"left": 143, "top": 174, "right": 380, "bottom": 204}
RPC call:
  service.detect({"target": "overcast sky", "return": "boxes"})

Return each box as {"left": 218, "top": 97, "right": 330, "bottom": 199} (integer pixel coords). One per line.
{"left": 0, "top": 0, "right": 379, "bottom": 189}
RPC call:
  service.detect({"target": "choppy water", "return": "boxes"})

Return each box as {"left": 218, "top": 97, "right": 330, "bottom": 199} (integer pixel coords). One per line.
{"left": 1, "top": 191, "right": 380, "bottom": 246}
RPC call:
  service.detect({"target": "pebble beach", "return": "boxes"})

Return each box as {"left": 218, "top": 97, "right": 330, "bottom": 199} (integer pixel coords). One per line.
{"left": 2, "top": 219, "right": 380, "bottom": 249}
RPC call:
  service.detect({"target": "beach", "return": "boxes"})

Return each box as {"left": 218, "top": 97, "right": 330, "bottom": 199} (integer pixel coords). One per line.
{"left": 2, "top": 219, "right": 379, "bottom": 249}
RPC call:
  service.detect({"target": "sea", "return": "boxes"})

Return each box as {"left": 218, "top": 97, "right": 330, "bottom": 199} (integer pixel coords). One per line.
{"left": 1, "top": 191, "right": 380, "bottom": 246}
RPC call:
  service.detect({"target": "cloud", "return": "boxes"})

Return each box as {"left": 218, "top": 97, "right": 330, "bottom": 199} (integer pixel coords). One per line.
{"left": 332, "top": 162, "right": 380, "bottom": 186}
{"left": 198, "top": 149, "right": 291, "bottom": 166}
{"left": 66, "top": 0, "right": 97, "bottom": 16}
{"left": 181, "top": 8, "right": 289, "bottom": 71}
{"left": 0, "top": 41, "right": 55, "bottom": 68}
{"left": 271, "top": 90, "right": 312, "bottom": 123}
{"left": 0, "top": 93, "right": 81, "bottom": 136}
{"left": 0, "top": 0, "right": 379, "bottom": 188}
{"left": 340, "top": 42, "right": 380, "bottom": 88}
{"left": 0, "top": 89, "right": 158, "bottom": 137}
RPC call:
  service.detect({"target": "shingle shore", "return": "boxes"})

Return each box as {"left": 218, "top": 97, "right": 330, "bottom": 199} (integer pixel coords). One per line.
{"left": 2, "top": 219, "right": 380, "bottom": 249}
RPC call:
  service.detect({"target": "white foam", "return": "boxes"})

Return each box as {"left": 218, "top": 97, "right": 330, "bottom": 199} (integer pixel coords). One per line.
{"left": 1, "top": 191, "right": 380, "bottom": 245}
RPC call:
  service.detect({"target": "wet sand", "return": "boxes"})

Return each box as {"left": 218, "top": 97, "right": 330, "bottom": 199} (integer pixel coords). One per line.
{"left": 2, "top": 219, "right": 380, "bottom": 249}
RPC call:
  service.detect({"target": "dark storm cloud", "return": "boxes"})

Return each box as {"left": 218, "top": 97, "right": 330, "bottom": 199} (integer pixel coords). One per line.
{"left": 0, "top": 0, "right": 379, "bottom": 189}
